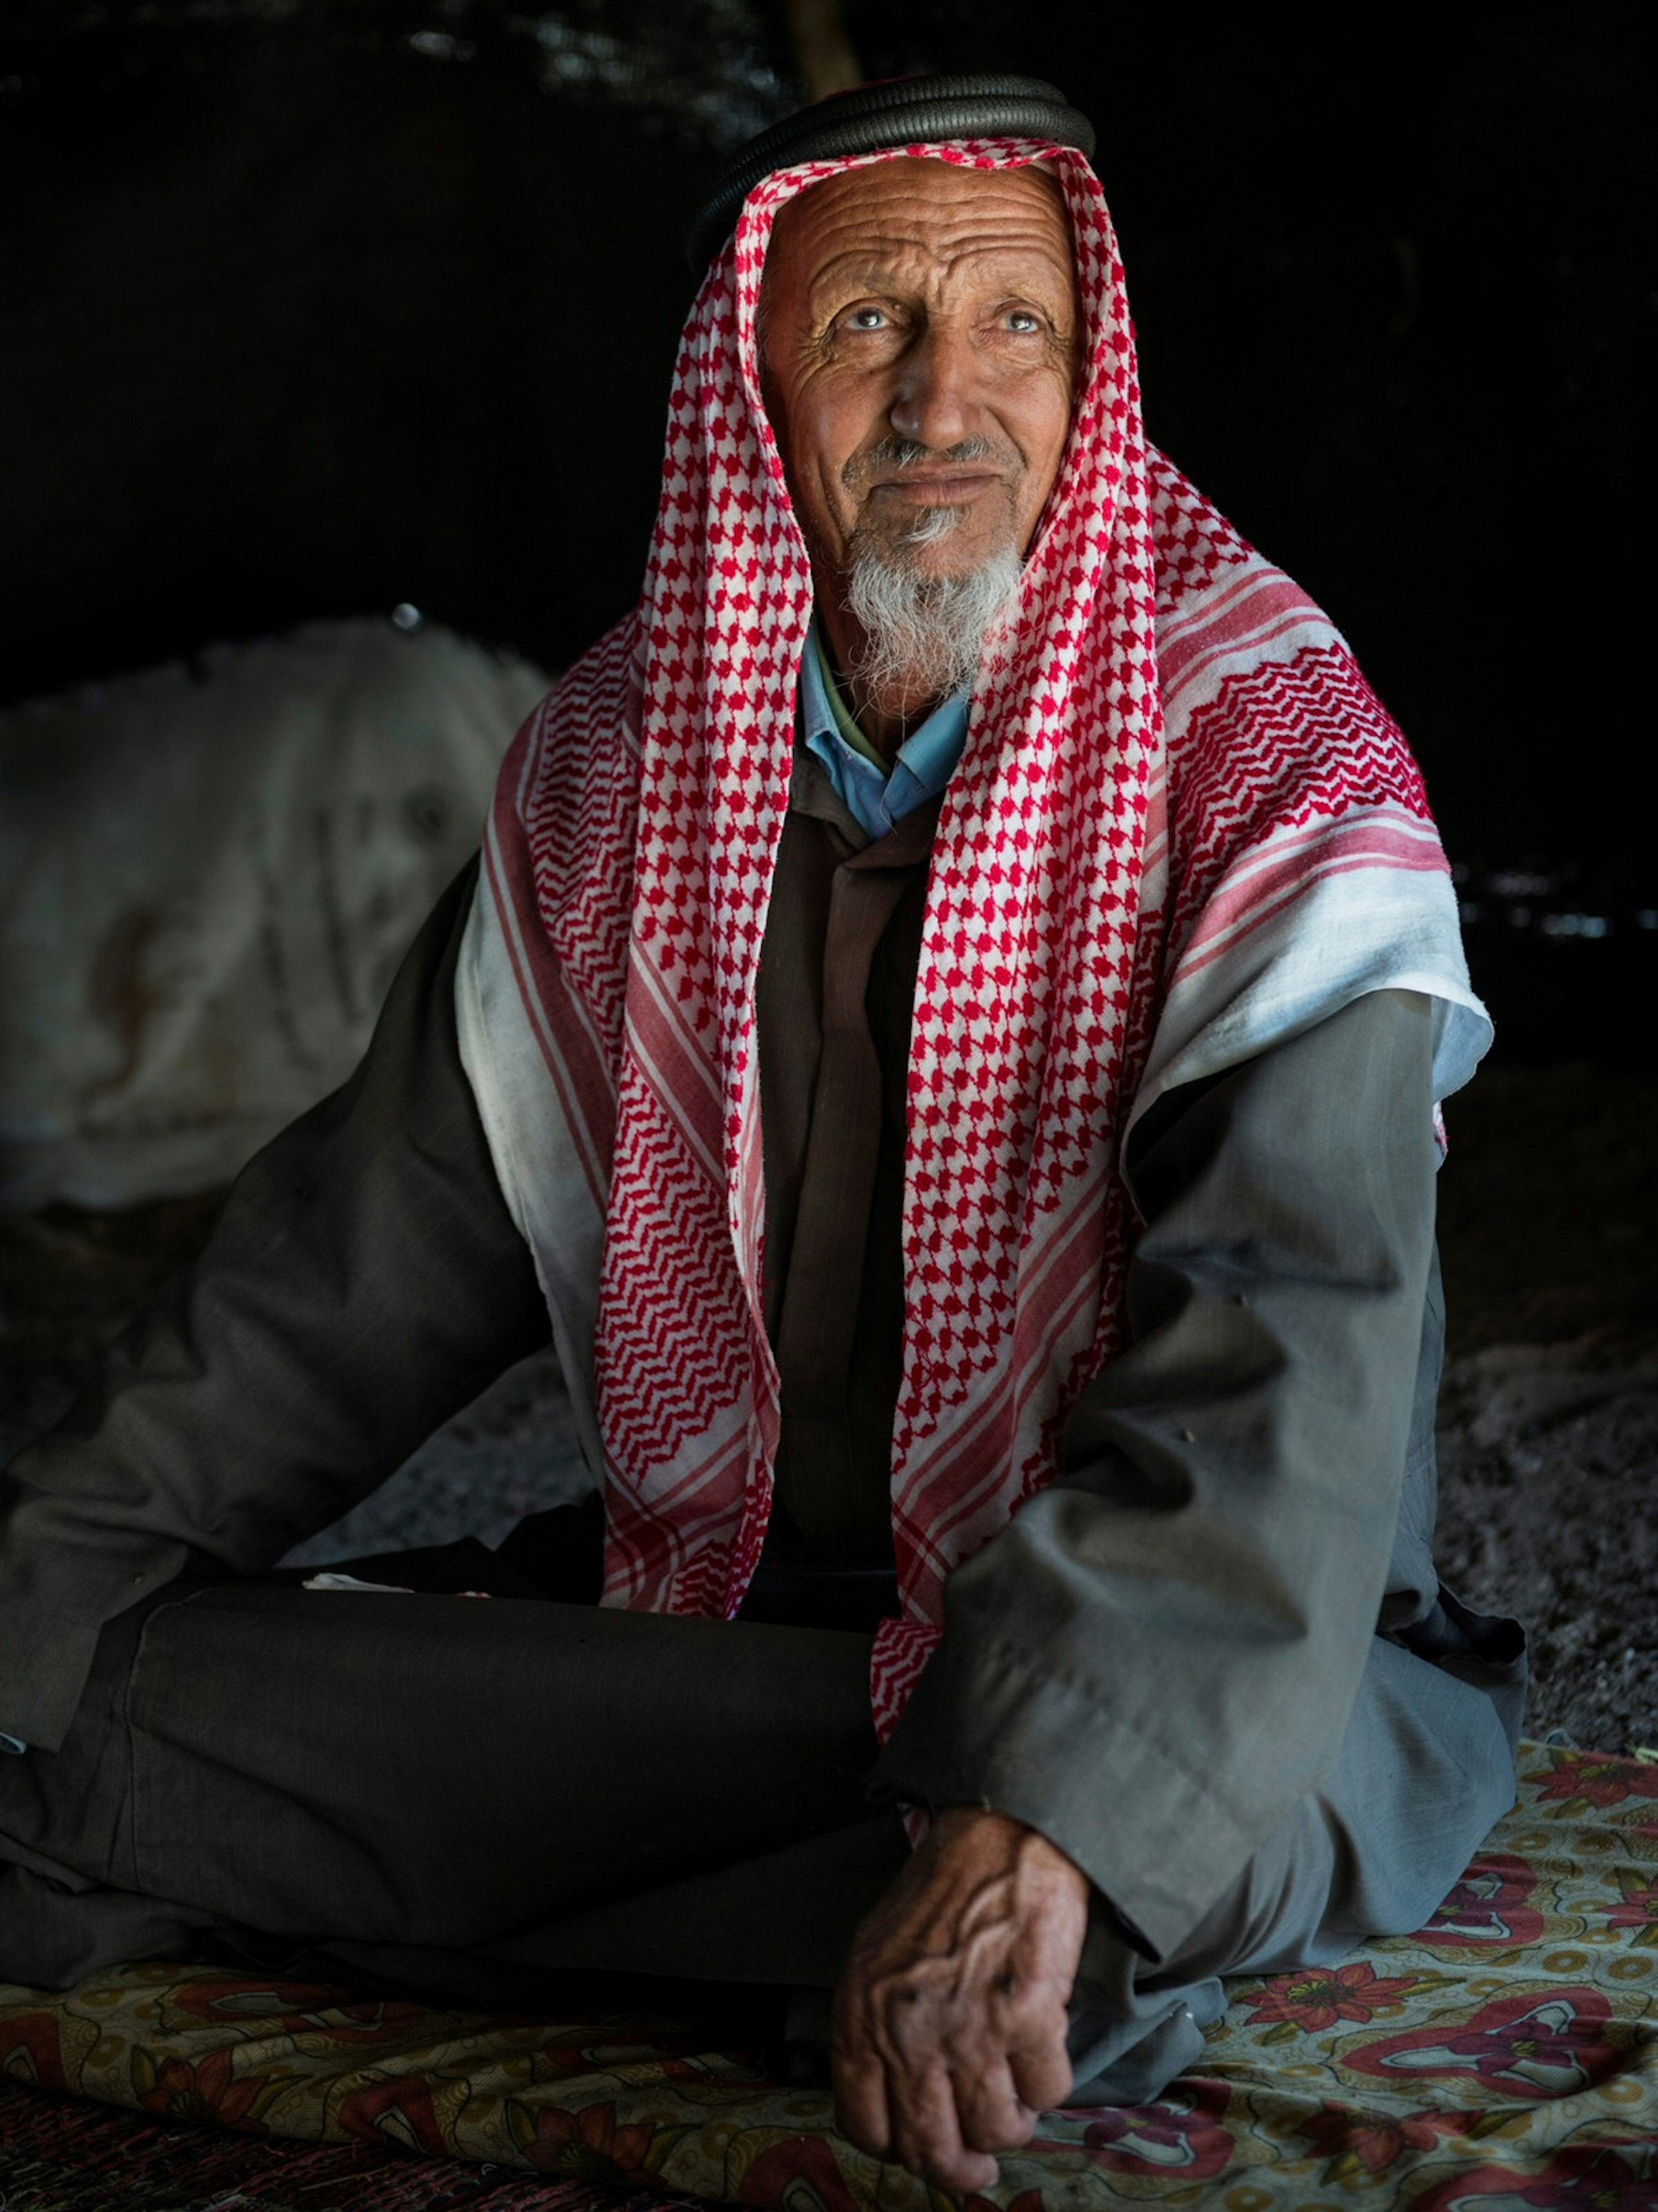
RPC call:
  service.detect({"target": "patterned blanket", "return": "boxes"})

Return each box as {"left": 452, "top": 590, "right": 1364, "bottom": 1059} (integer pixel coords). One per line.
{"left": 0, "top": 1742, "right": 1653, "bottom": 2209}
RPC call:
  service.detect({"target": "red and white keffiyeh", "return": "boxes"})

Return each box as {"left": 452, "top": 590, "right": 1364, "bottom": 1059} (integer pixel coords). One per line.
{"left": 455, "top": 140, "right": 1487, "bottom": 1730}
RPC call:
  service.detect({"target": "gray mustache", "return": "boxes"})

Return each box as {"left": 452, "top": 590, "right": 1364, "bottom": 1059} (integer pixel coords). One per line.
{"left": 844, "top": 436, "right": 1002, "bottom": 485}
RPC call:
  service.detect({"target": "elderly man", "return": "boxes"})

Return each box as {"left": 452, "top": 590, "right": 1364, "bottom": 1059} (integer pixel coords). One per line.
{"left": 0, "top": 77, "right": 1523, "bottom": 2193}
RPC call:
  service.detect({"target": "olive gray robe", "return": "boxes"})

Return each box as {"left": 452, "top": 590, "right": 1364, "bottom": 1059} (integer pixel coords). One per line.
{"left": 0, "top": 753, "right": 1524, "bottom": 2098}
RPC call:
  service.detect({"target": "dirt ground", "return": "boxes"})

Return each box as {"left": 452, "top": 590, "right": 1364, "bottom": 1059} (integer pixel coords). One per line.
{"left": 1, "top": 1055, "right": 1654, "bottom": 1755}
{"left": 1430, "top": 1059, "right": 1658, "bottom": 1756}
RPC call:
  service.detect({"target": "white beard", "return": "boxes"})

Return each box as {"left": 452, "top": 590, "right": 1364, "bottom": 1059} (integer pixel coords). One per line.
{"left": 843, "top": 511, "right": 1023, "bottom": 706}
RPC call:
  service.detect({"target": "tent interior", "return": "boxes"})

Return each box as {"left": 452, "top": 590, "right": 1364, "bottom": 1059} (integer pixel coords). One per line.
{"left": 0, "top": 7, "right": 1653, "bottom": 2209}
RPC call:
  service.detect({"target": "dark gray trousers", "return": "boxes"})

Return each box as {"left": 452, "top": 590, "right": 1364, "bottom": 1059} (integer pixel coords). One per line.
{"left": 0, "top": 1577, "right": 1521, "bottom": 2105}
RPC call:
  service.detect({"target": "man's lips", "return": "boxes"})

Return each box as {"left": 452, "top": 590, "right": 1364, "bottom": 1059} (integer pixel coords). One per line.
{"left": 867, "top": 468, "right": 1005, "bottom": 502}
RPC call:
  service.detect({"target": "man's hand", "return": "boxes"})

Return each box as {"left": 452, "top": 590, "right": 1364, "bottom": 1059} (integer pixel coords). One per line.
{"left": 831, "top": 1807, "right": 1091, "bottom": 2193}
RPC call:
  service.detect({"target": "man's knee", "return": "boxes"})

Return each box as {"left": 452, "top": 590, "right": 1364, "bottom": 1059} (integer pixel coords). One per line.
{"left": 1060, "top": 1634, "right": 1521, "bottom": 2104}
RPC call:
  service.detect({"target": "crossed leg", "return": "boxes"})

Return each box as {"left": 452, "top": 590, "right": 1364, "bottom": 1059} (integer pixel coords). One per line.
{"left": 0, "top": 1574, "right": 1519, "bottom": 2111}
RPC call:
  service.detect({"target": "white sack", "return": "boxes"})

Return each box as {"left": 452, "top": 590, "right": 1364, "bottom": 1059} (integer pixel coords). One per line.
{"left": 0, "top": 618, "right": 550, "bottom": 1212}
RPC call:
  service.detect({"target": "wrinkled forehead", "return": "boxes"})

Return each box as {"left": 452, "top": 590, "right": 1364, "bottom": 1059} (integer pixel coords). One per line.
{"left": 759, "top": 155, "right": 1078, "bottom": 298}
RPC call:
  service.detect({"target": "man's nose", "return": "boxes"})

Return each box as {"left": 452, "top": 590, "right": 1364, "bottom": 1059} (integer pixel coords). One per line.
{"left": 889, "top": 323, "right": 980, "bottom": 451}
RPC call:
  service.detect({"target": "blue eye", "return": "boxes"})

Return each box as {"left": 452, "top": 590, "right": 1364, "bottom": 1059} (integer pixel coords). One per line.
{"left": 1006, "top": 310, "right": 1041, "bottom": 332}
{"left": 848, "top": 307, "right": 888, "bottom": 330}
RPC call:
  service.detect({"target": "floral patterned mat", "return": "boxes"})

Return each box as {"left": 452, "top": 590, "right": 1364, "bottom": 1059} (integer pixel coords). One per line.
{"left": 0, "top": 1742, "right": 1654, "bottom": 2209}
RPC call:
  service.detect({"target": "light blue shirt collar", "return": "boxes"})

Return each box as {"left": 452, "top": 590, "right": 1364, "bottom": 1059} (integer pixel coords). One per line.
{"left": 799, "top": 625, "right": 971, "bottom": 841}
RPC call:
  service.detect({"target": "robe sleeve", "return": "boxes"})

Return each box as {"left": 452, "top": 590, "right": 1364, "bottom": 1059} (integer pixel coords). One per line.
{"left": 870, "top": 986, "right": 1443, "bottom": 1964}
{"left": 0, "top": 858, "right": 550, "bottom": 1752}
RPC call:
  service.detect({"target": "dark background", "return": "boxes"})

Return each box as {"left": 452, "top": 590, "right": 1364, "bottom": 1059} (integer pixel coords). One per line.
{"left": 1, "top": 0, "right": 1653, "bottom": 1052}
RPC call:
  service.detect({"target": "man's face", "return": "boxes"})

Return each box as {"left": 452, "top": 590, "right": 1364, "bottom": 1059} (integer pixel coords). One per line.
{"left": 759, "top": 159, "right": 1083, "bottom": 594}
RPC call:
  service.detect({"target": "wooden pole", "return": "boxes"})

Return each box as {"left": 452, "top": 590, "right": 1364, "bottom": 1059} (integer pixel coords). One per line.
{"left": 783, "top": 0, "right": 861, "bottom": 101}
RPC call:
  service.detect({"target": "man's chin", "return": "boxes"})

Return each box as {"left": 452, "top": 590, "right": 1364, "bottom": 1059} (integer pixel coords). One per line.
{"left": 861, "top": 521, "right": 1020, "bottom": 586}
